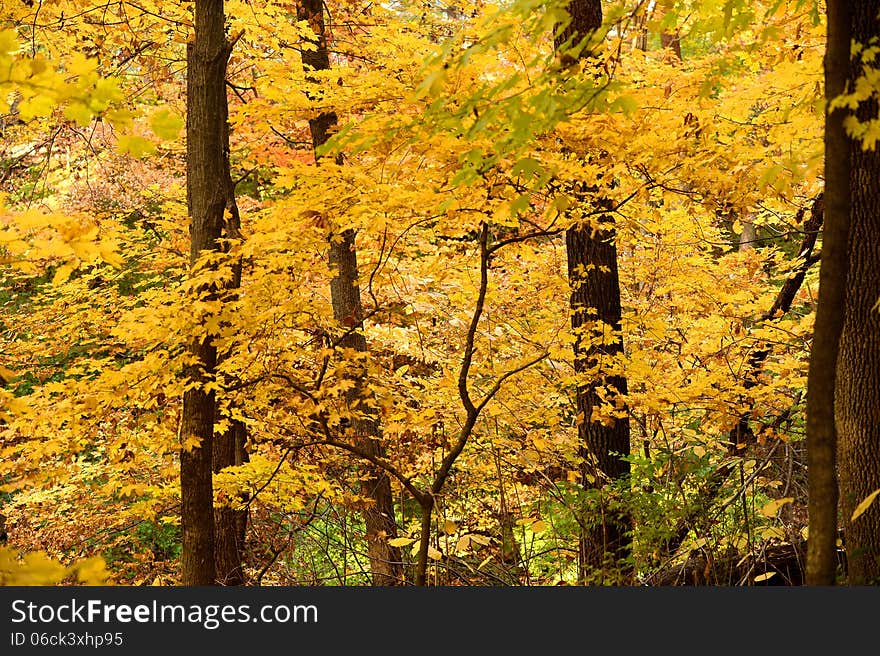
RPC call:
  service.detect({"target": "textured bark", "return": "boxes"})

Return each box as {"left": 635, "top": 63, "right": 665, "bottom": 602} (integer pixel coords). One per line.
{"left": 211, "top": 69, "right": 247, "bottom": 586}
{"left": 213, "top": 420, "right": 248, "bottom": 585}
{"left": 554, "top": 0, "right": 602, "bottom": 65}
{"left": 567, "top": 222, "right": 631, "bottom": 580}
{"left": 298, "top": 0, "right": 404, "bottom": 585}
{"left": 556, "top": 0, "right": 632, "bottom": 583}
{"left": 836, "top": 1, "right": 880, "bottom": 585}
{"left": 181, "top": 0, "right": 234, "bottom": 586}
{"left": 806, "top": 0, "right": 850, "bottom": 586}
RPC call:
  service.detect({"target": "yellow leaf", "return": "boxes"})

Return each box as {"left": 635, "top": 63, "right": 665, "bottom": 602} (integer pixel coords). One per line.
{"left": 753, "top": 571, "right": 776, "bottom": 583}
{"left": 443, "top": 520, "right": 458, "bottom": 535}
{"left": 74, "top": 557, "right": 109, "bottom": 586}
{"left": 530, "top": 519, "right": 547, "bottom": 534}
{"left": 64, "top": 102, "right": 94, "bottom": 127}
{"left": 99, "top": 248, "right": 124, "bottom": 269}
{"left": 150, "top": 108, "right": 184, "bottom": 141}
{"left": 52, "top": 262, "right": 75, "bottom": 286}
{"left": 388, "top": 536, "right": 416, "bottom": 547}
{"left": 851, "top": 488, "right": 880, "bottom": 522}
{"left": 0, "top": 29, "right": 20, "bottom": 56}
{"left": 427, "top": 546, "right": 443, "bottom": 561}
{"left": 117, "top": 135, "right": 156, "bottom": 158}
{"left": 759, "top": 497, "right": 794, "bottom": 518}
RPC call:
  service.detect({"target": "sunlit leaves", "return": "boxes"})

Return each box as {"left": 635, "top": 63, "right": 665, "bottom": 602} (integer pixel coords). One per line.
{"left": 0, "top": 0, "right": 830, "bottom": 585}
{"left": 0, "top": 547, "right": 109, "bottom": 586}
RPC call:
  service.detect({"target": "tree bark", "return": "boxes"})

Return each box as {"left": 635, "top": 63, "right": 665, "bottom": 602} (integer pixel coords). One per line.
{"left": 214, "top": 420, "right": 248, "bottom": 585}
{"left": 806, "top": 0, "right": 850, "bottom": 587}
{"left": 181, "top": 0, "right": 235, "bottom": 586}
{"left": 211, "top": 52, "right": 248, "bottom": 586}
{"left": 836, "top": 1, "right": 880, "bottom": 586}
{"left": 297, "top": 0, "right": 404, "bottom": 585}
{"left": 556, "top": 0, "right": 632, "bottom": 583}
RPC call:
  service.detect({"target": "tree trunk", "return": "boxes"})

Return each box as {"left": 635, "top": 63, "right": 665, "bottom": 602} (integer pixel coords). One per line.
{"left": 556, "top": 0, "right": 632, "bottom": 583}
{"left": 214, "top": 420, "right": 248, "bottom": 585}
{"left": 181, "top": 0, "right": 235, "bottom": 586}
{"left": 211, "top": 54, "right": 248, "bottom": 586}
{"left": 836, "top": 1, "right": 880, "bottom": 586}
{"left": 567, "top": 224, "right": 631, "bottom": 581}
{"left": 298, "top": 0, "right": 403, "bottom": 585}
{"left": 660, "top": 30, "right": 682, "bottom": 60}
{"left": 738, "top": 215, "right": 756, "bottom": 251}
{"left": 806, "top": 0, "right": 850, "bottom": 587}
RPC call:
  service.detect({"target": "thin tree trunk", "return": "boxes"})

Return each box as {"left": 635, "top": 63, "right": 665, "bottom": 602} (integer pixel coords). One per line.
{"left": 297, "top": 0, "right": 403, "bottom": 585}
{"left": 556, "top": 0, "right": 632, "bottom": 584}
{"left": 181, "top": 0, "right": 233, "bottom": 586}
{"left": 738, "top": 215, "right": 756, "bottom": 251}
{"left": 836, "top": 1, "right": 880, "bottom": 586}
{"left": 494, "top": 446, "right": 521, "bottom": 573}
{"left": 660, "top": 30, "right": 682, "bottom": 60}
{"left": 806, "top": 0, "right": 850, "bottom": 587}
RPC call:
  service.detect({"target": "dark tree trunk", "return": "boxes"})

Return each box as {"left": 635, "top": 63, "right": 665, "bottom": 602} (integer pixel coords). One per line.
{"left": 567, "top": 222, "right": 632, "bottom": 581}
{"left": 181, "top": 0, "right": 236, "bottom": 586}
{"left": 556, "top": 0, "right": 632, "bottom": 583}
{"left": 214, "top": 420, "right": 248, "bottom": 585}
{"left": 554, "top": 0, "right": 602, "bottom": 67}
{"left": 836, "top": 1, "right": 880, "bottom": 586}
{"left": 298, "top": 0, "right": 404, "bottom": 585}
{"left": 211, "top": 62, "right": 248, "bottom": 586}
{"left": 806, "top": 0, "right": 850, "bottom": 587}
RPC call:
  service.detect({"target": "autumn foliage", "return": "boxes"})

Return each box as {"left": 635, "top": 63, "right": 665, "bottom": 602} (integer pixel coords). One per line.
{"left": 0, "top": 0, "right": 867, "bottom": 586}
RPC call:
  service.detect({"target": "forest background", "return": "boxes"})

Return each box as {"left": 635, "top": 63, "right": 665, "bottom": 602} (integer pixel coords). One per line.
{"left": 0, "top": 0, "right": 877, "bottom": 587}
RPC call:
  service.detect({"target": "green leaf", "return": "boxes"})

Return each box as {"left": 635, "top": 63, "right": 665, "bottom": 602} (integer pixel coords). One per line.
{"left": 510, "top": 193, "right": 531, "bottom": 217}
{"left": 610, "top": 94, "right": 638, "bottom": 115}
